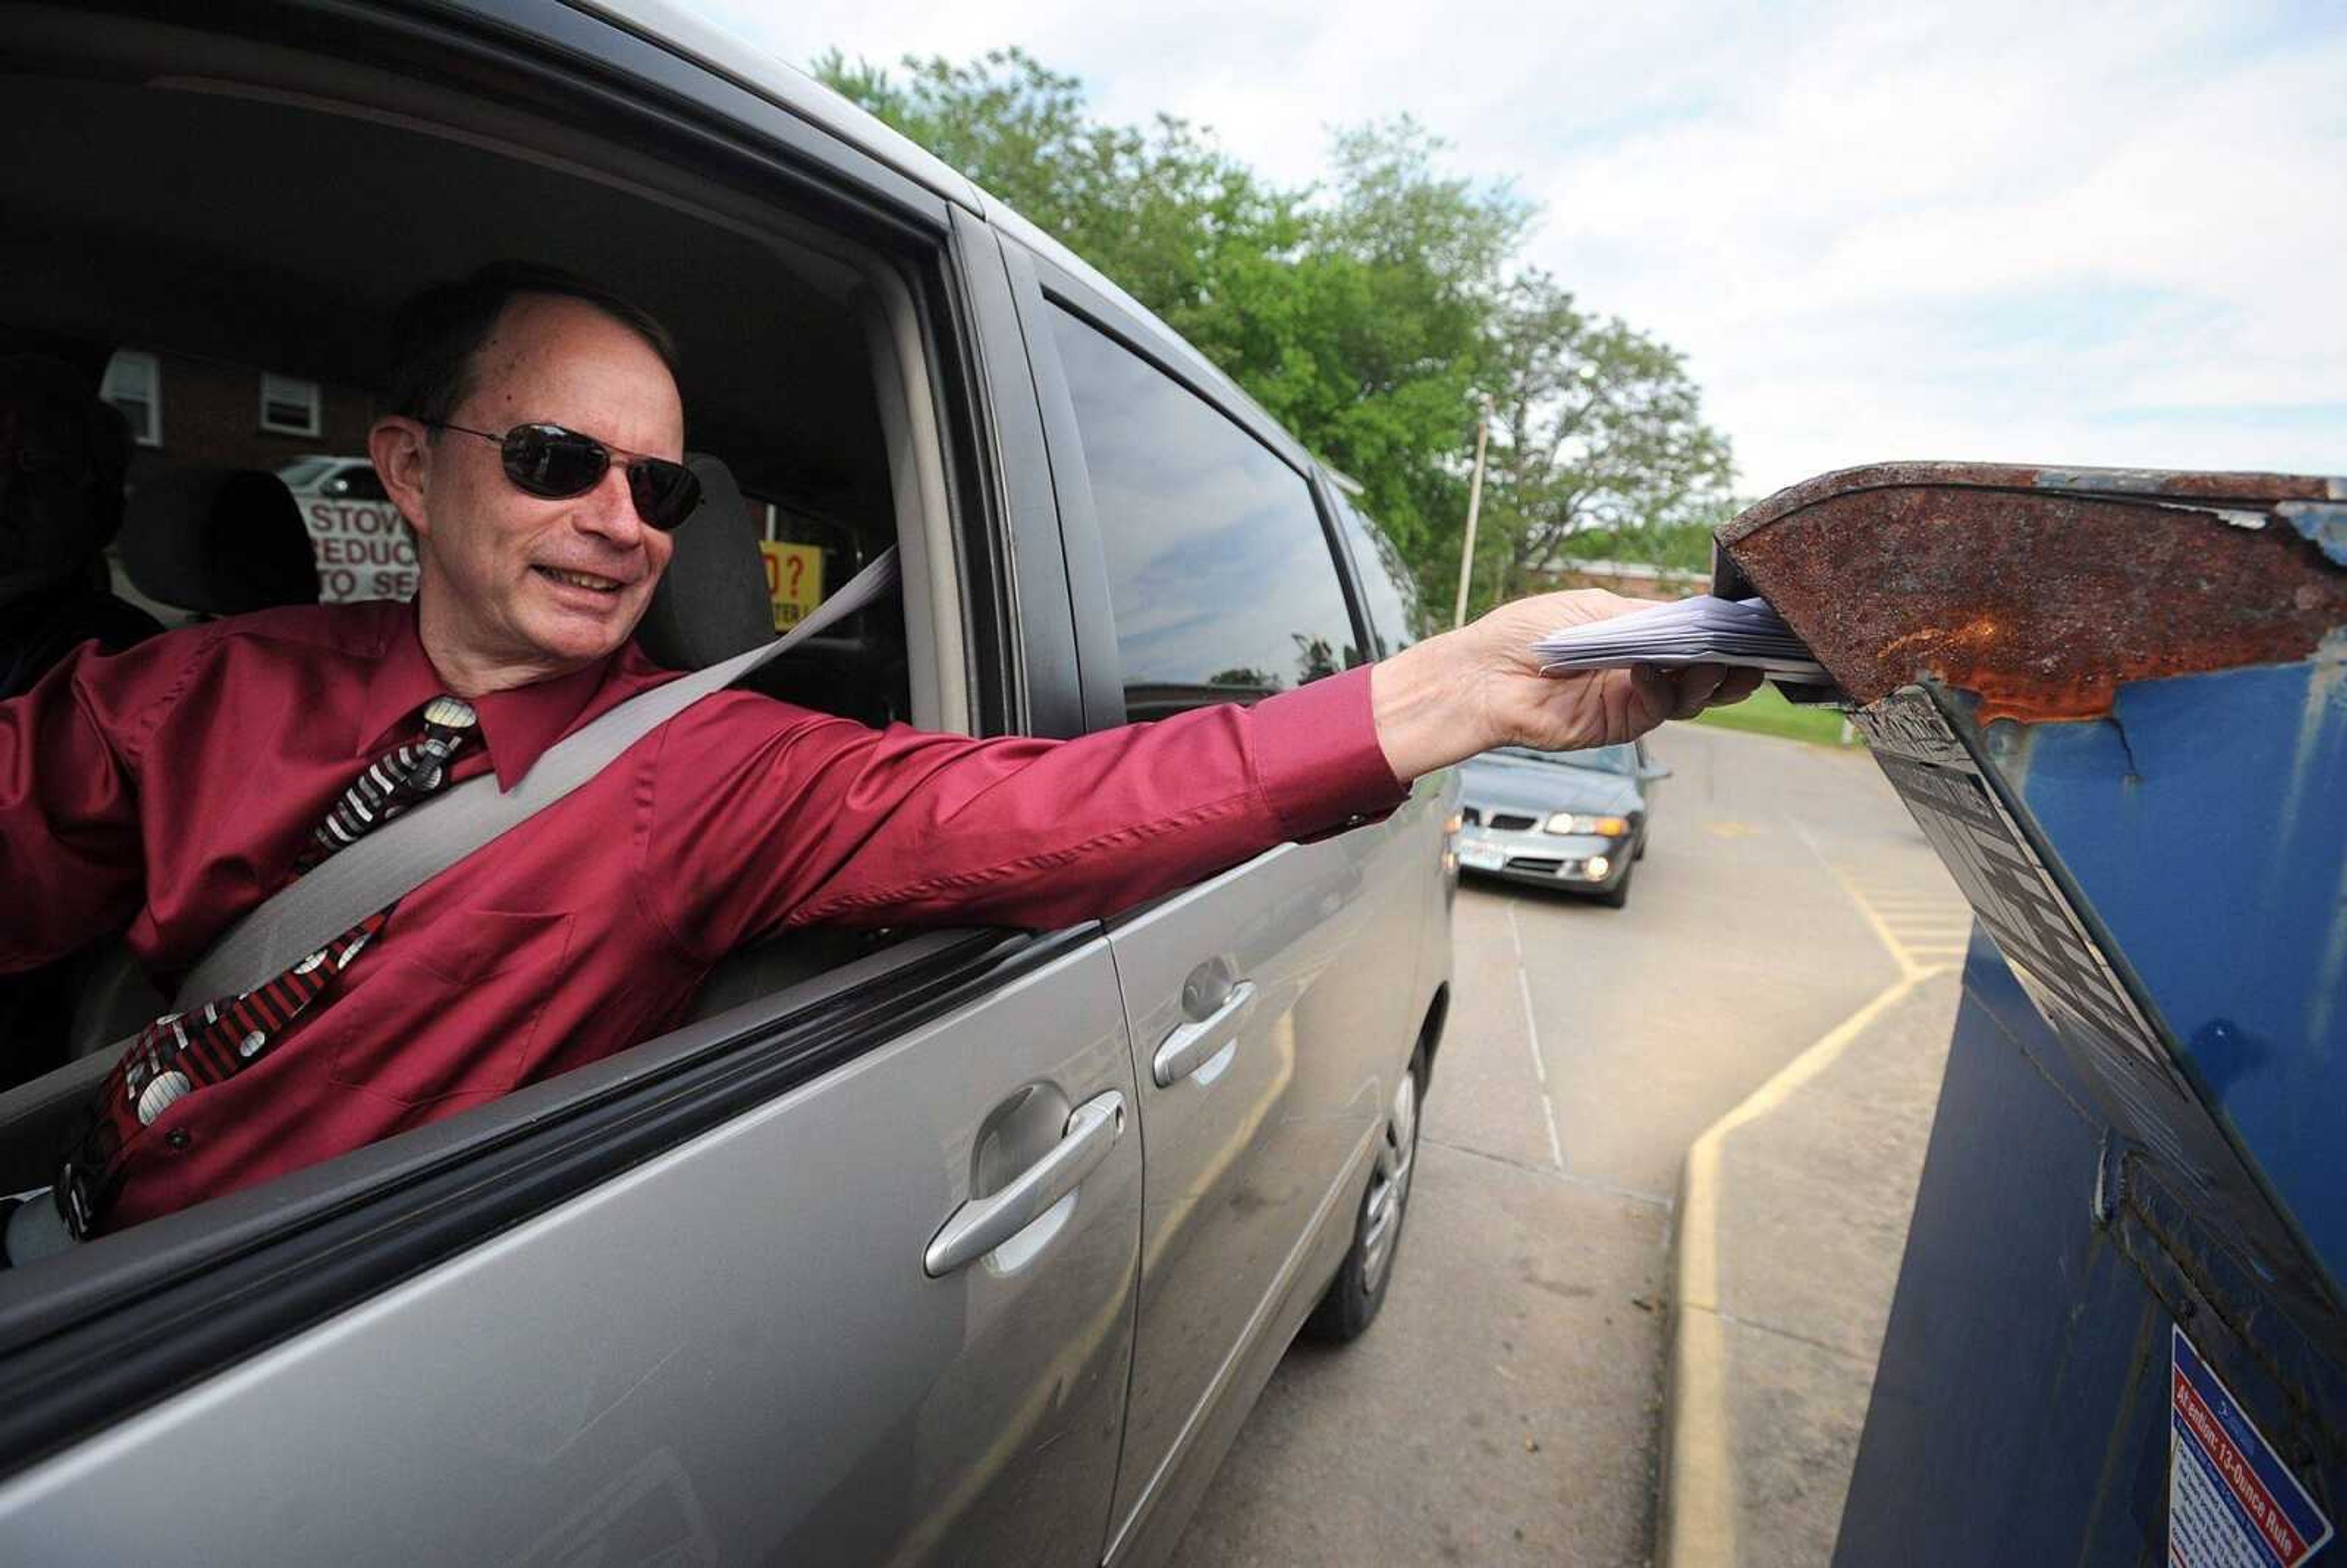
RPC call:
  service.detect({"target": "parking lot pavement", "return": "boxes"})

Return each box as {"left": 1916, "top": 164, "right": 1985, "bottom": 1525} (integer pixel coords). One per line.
{"left": 1170, "top": 721, "right": 1964, "bottom": 1567}
{"left": 1661, "top": 965, "right": 1962, "bottom": 1568}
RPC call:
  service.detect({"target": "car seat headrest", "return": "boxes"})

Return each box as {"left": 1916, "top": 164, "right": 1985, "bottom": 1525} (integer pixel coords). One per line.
{"left": 635, "top": 454, "right": 775, "bottom": 670}
{"left": 119, "top": 467, "right": 320, "bottom": 614}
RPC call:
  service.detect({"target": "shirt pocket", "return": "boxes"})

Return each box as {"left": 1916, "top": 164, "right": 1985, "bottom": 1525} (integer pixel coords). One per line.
{"left": 327, "top": 907, "right": 576, "bottom": 1109}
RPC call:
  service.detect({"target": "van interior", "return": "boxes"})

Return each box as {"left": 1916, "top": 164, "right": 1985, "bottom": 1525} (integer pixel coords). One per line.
{"left": 0, "top": 28, "right": 964, "bottom": 1205}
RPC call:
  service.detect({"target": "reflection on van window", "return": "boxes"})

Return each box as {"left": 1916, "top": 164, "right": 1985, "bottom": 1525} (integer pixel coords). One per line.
{"left": 1049, "top": 306, "right": 1358, "bottom": 720}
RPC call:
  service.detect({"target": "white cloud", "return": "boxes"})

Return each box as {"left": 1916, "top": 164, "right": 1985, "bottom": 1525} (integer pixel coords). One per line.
{"left": 690, "top": 0, "right": 2345, "bottom": 496}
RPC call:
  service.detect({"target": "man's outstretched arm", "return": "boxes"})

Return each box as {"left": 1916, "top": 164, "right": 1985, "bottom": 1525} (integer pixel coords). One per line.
{"left": 648, "top": 585, "right": 1763, "bottom": 953}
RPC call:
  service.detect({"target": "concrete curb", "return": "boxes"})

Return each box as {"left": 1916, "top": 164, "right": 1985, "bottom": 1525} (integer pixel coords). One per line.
{"left": 1654, "top": 968, "right": 1946, "bottom": 1568}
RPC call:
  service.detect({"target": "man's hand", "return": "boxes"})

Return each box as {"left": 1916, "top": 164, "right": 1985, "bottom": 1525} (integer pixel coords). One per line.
{"left": 1369, "top": 589, "right": 1768, "bottom": 783}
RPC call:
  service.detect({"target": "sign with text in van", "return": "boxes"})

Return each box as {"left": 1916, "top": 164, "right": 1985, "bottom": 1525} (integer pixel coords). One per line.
{"left": 759, "top": 540, "right": 824, "bottom": 630}
{"left": 299, "top": 496, "right": 417, "bottom": 603}
{"left": 280, "top": 460, "right": 418, "bottom": 603}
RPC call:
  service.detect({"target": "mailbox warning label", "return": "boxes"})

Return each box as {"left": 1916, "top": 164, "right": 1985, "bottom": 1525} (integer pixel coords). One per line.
{"left": 2170, "top": 1327, "right": 2332, "bottom": 1567}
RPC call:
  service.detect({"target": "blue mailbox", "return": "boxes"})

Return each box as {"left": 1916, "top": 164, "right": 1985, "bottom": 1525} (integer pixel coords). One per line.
{"left": 1714, "top": 464, "right": 2347, "bottom": 1567}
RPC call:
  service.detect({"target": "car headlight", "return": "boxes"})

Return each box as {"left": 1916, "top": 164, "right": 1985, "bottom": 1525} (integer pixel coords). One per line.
{"left": 1544, "top": 813, "right": 1630, "bottom": 837}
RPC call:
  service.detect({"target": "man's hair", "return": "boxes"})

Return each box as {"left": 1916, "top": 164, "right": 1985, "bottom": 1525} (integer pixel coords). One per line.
{"left": 382, "top": 261, "right": 680, "bottom": 427}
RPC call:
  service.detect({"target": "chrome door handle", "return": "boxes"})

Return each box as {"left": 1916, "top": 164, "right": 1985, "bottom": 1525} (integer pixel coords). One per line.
{"left": 924, "top": 1091, "right": 1126, "bottom": 1278}
{"left": 1152, "top": 980, "right": 1257, "bottom": 1087}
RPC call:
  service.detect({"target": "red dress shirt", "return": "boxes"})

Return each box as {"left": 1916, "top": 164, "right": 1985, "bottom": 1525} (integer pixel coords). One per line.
{"left": 0, "top": 603, "right": 1404, "bottom": 1229}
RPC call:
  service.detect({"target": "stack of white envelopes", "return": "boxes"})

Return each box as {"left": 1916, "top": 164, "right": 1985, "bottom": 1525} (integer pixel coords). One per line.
{"left": 1532, "top": 596, "right": 1831, "bottom": 683}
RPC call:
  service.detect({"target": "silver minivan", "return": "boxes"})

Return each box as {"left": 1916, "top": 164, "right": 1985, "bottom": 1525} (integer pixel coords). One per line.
{"left": 0, "top": 4, "right": 1456, "bottom": 1564}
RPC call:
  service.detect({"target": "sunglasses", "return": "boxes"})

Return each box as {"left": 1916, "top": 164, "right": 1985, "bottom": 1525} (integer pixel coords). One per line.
{"left": 429, "top": 420, "right": 702, "bottom": 531}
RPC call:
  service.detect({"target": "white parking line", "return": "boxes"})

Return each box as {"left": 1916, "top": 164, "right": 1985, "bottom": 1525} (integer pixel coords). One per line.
{"left": 1506, "top": 904, "right": 1568, "bottom": 1172}
{"left": 1517, "top": 970, "right": 1549, "bottom": 1088}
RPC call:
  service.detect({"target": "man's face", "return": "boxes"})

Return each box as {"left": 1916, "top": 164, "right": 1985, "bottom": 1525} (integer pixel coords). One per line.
{"left": 386, "top": 293, "right": 683, "bottom": 681}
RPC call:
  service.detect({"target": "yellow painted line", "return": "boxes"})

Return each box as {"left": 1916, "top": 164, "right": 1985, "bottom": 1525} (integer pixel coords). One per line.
{"left": 1662, "top": 967, "right": 1947, "bottom": 1568}
{"left": 1830, "top": 870, "right": 1925, "bottom": 980}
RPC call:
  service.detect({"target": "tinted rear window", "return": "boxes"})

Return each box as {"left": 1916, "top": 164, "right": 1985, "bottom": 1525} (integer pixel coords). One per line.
{"left": 1049, "top": 307, "right": 1360, "bottom": 720}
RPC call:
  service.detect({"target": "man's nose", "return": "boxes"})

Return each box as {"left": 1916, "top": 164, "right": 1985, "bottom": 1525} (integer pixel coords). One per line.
{"left": 571, "top": 461, "right": 645, "bottom": 549}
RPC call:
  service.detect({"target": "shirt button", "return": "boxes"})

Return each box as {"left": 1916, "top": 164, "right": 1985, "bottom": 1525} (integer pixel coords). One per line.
{"left": 166, "top": 1130, "right": 192, "bottom": 1151}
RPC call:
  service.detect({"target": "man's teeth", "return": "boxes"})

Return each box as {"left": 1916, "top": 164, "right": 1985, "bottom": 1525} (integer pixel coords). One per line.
{"left": 542, "top": 568, "right": 620, "bottom": 592}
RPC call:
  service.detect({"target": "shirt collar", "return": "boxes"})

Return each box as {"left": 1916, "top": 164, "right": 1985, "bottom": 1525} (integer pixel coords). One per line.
{"left": 358, "top": 604, "right": 622, "bottom": 792}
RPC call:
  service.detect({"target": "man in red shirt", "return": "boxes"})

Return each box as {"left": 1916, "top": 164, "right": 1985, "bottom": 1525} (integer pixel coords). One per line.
{"left": 0, "top": 264, "right": 1755, "bottom": 1242}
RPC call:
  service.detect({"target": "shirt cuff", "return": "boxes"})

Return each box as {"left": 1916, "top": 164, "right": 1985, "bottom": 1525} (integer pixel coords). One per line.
{"left": 1247, "top": 665, "right": 1410, "bottom": 841}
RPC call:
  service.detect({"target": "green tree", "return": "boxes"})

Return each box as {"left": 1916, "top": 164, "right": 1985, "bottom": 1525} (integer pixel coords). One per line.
{"left": 1239, "top": 121, "right": 1527, "bottom": 579}
{"left": 810, "top": 48, "right": 1296, "bottom": 338}
{"left": 813, "top": 49, "right": 1727, "bottom": 628}
{"left": 1464, "top": 273, "right": 1733, "bottom": 613}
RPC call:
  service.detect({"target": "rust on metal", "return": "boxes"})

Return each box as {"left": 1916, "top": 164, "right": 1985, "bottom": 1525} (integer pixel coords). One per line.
{"left": 1719, "top": 463, "right": 2347, "bottom": 725}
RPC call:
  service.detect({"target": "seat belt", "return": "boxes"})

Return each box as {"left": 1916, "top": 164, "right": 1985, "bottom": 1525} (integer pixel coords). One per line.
{"left": 173, "top": 546, "right": 901, "bottom": 1011}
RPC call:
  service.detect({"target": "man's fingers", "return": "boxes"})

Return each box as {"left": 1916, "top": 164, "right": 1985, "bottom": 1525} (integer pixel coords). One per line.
{"left": 1714, "top": 668, "right": 1766, "bottom": 706}
{"left": 1628, "top": 664, "right": 1677, "bottom": 728}
{"left": 1669, "top": 664, "right": 1728, "bottom": 720}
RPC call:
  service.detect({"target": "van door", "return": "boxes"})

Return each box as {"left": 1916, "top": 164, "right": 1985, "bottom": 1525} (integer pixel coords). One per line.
{"left": 0, "top": 6, "right": 1141, "bottom": 1563}
{"left": 0, "top": 934, "right": 1142, "bottom": 1567}
{"left": 1016, "top": 273, "right": 1425, "bottom": 1556}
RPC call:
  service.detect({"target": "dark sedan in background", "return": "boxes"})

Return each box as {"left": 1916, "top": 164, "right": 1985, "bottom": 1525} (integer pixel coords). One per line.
{"left": 1453, "top": 741, "right": 1669, "bottom": 907}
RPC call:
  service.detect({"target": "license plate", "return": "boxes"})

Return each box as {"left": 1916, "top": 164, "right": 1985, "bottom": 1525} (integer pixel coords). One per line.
{"left": 1460, "top": 843, "right": 1507, "bottom": 871}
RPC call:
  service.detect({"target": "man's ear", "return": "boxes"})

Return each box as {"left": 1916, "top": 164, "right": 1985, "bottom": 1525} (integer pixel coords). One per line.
{"left": 369, "top": 416, "right": 433, "bottom": 540}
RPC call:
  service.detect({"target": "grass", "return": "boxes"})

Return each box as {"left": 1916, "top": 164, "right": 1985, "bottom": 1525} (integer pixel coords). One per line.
{"left": 1689, "top": 680, "right": 1858, "bottom": 748}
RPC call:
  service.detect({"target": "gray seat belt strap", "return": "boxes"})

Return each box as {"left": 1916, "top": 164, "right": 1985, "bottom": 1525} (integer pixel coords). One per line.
{"left": 172, "top": 547, "right": 901, "bottom": 1009}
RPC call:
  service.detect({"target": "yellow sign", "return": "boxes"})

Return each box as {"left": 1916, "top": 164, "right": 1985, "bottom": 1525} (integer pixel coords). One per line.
{"left": 758, "top": 541, "right": 825, "bottom": 630}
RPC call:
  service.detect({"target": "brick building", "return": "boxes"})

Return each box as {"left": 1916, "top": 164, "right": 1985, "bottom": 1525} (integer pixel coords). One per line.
{"left": 99, "top": 347, "right": 376, "bottom": 486}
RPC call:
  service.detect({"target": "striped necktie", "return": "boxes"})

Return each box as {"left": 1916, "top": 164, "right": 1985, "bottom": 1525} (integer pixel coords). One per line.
{"left": 57, "top": 695, "right": 479, "bottom": 1237}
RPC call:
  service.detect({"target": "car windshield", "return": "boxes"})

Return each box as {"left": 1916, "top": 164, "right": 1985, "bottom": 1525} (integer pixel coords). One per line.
{"left": 1491, "top": 742, "right": 1639, "bottom": 775}
{"left": 275, "top": 456, "right": 339, "bottom": 489}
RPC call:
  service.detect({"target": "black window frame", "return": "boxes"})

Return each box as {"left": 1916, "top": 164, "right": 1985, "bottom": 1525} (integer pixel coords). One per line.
{"left": 1320, "top": 476, "right": 1425, "bottom": 660}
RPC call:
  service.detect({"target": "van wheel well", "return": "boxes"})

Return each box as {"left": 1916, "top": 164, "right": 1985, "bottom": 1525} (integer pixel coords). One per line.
{"left": 1415, "top": 984, "right": 1450, "bottom": 1097}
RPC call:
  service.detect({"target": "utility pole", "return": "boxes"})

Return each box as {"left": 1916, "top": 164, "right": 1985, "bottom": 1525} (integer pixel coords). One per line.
{"left": 1453, "top": 393, "right": 1494, "bottom": 629}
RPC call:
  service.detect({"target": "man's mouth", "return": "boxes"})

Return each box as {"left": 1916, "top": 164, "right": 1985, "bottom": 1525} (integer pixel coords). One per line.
{"left": 534, "top": 565, "right": 626, "bottom": 595}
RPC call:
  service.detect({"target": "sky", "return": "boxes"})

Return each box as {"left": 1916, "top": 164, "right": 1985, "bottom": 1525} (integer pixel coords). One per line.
{"left": 687, "top": 0, "right": 2345, "bottom": 499}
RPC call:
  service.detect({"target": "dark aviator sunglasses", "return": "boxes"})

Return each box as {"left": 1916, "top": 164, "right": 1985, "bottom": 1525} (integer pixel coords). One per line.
{"left": 428, "top": 420, "right": 702, "bottom": 531}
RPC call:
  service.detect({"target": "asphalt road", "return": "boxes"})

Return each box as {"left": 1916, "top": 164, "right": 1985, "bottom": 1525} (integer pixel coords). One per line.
{"left": 1167, "top": 720, "right": 1966, "bottom": 1567}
